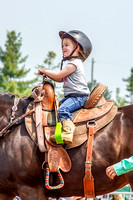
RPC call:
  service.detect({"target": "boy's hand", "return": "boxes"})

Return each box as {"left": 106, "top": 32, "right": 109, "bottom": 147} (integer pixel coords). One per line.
{"left": 38, "top": 68, "right": 47, "bottom": 76}
{"left": 106, "top": 165, "right": 117, "bottom": 179}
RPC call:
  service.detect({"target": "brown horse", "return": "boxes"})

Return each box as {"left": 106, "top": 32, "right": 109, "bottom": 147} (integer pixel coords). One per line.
{"left": 0, "top": 89, "right": 133, "bottom": 200}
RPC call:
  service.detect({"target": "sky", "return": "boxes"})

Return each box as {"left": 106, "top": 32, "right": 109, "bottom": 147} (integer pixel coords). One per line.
{"left": 0, "top": 0, "right": 133, "bottom": 99}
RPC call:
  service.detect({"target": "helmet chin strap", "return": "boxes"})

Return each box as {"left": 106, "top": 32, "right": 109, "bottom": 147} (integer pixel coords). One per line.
{"left": 60, "top": 43, "right": 80, "bottom": 70}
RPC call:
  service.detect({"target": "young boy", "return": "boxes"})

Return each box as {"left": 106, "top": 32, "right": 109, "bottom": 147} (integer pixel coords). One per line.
{"left": 38, "top": 30, "right": 92, "bottom": 144}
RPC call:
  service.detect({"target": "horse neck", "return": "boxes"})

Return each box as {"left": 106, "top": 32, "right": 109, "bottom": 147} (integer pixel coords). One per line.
{"left": 42, "top": 84, "right": 55, "bottom": 110}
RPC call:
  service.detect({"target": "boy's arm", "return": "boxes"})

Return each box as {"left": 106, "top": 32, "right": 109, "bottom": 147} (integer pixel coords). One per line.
{"left": 114, "top": 156, "right": 133, "bottom": 176}
{"left": 38, "top": 64, "right": 76, "bottom": 82}
{"left": 106, "top": 156, "right": 133, "bottom": 179}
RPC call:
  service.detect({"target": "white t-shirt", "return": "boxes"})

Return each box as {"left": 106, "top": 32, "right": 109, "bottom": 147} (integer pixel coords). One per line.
{"left": 62, "top": 59, "right": 90, "bottom": 97}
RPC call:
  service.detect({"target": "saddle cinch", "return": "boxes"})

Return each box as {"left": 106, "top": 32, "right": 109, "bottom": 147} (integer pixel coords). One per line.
{"left": 25, "top": 79, "right": 117, "bottom": 196}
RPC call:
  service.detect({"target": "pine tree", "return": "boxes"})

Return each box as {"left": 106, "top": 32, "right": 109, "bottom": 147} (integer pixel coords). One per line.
{"left": 0, "top": 30, "right": 36, "bottom": 97}
{"left": 115, "top": 88, "right": 127, "bottom": 107}
{"left": 123, "top": 67, "right": 133, "bottom": 104}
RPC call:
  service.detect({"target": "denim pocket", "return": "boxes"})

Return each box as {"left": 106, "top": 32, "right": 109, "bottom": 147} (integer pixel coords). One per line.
{"left": 82, "top": 96, "right": 89, "bottom": 107}
{"left": 77, "top": 96, "right": 88, "bottom": 107}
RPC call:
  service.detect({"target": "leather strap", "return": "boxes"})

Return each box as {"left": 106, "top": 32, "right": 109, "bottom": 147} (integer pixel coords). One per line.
{"left": 33, "top": 85, "right": 47, "bottom": 152}
{"left": 83, "top": 121, "right": 95, "bottom": 198}
{"left": 0, "top": 108, "right": 35, "bottom": 137}
{"left": 34, "top": 101, "right": 46, "bottom": 152}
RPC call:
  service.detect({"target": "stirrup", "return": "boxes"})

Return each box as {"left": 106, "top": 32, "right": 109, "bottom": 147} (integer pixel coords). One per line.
{"left": 45, "top": 165, "right": 64, "bottom": 190}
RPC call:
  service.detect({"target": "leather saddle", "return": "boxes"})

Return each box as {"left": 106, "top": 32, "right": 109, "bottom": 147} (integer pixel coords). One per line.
{"left": 25, "top": 81, "right": 117, "bottom": 172}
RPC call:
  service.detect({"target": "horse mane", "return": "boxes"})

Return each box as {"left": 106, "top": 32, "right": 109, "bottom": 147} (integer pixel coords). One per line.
{"left": 118, "top": 104, "right": 133, "bottom": 111}
{"left": 0, "top": 91, "right": 15, "bottom": 103}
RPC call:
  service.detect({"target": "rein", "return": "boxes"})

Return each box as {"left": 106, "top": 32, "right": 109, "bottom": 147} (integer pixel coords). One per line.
{"left": 10, "top": 98, "right": 20, "bottom": 123}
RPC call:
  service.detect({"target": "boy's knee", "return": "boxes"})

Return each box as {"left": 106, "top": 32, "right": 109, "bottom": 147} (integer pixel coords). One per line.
{"left": 58, "top": 105, "right": 68, "bottom": 114}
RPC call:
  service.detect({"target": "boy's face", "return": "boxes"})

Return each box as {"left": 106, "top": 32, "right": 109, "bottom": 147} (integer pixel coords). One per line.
{"left": 62, "top": 38, "right": 77, "bottom": 58}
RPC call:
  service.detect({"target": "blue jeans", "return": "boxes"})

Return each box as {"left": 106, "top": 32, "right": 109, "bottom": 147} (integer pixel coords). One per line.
{"left": 58, "top": 96, "right": 88, "bottom": 122}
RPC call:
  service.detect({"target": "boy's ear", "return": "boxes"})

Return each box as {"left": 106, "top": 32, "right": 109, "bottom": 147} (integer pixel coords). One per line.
{"left": 77, "top": 45, "right": 80, "bottom": 51}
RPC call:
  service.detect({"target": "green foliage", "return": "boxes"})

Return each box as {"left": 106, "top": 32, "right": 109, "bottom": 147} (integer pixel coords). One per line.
{"left": 44, "top": 51, "right": 57, "bottom": 69}
{"left": 104, "top": 89, "right": 112, "bottom": 100}
{"left": 123, "top": 67, "right": 133, "bottom": 104}
{"left": 115, "top": 88, "right": 127, "bottom": 107}
{"left": 0, "top": 30, "right": 37, "bottom": 97}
